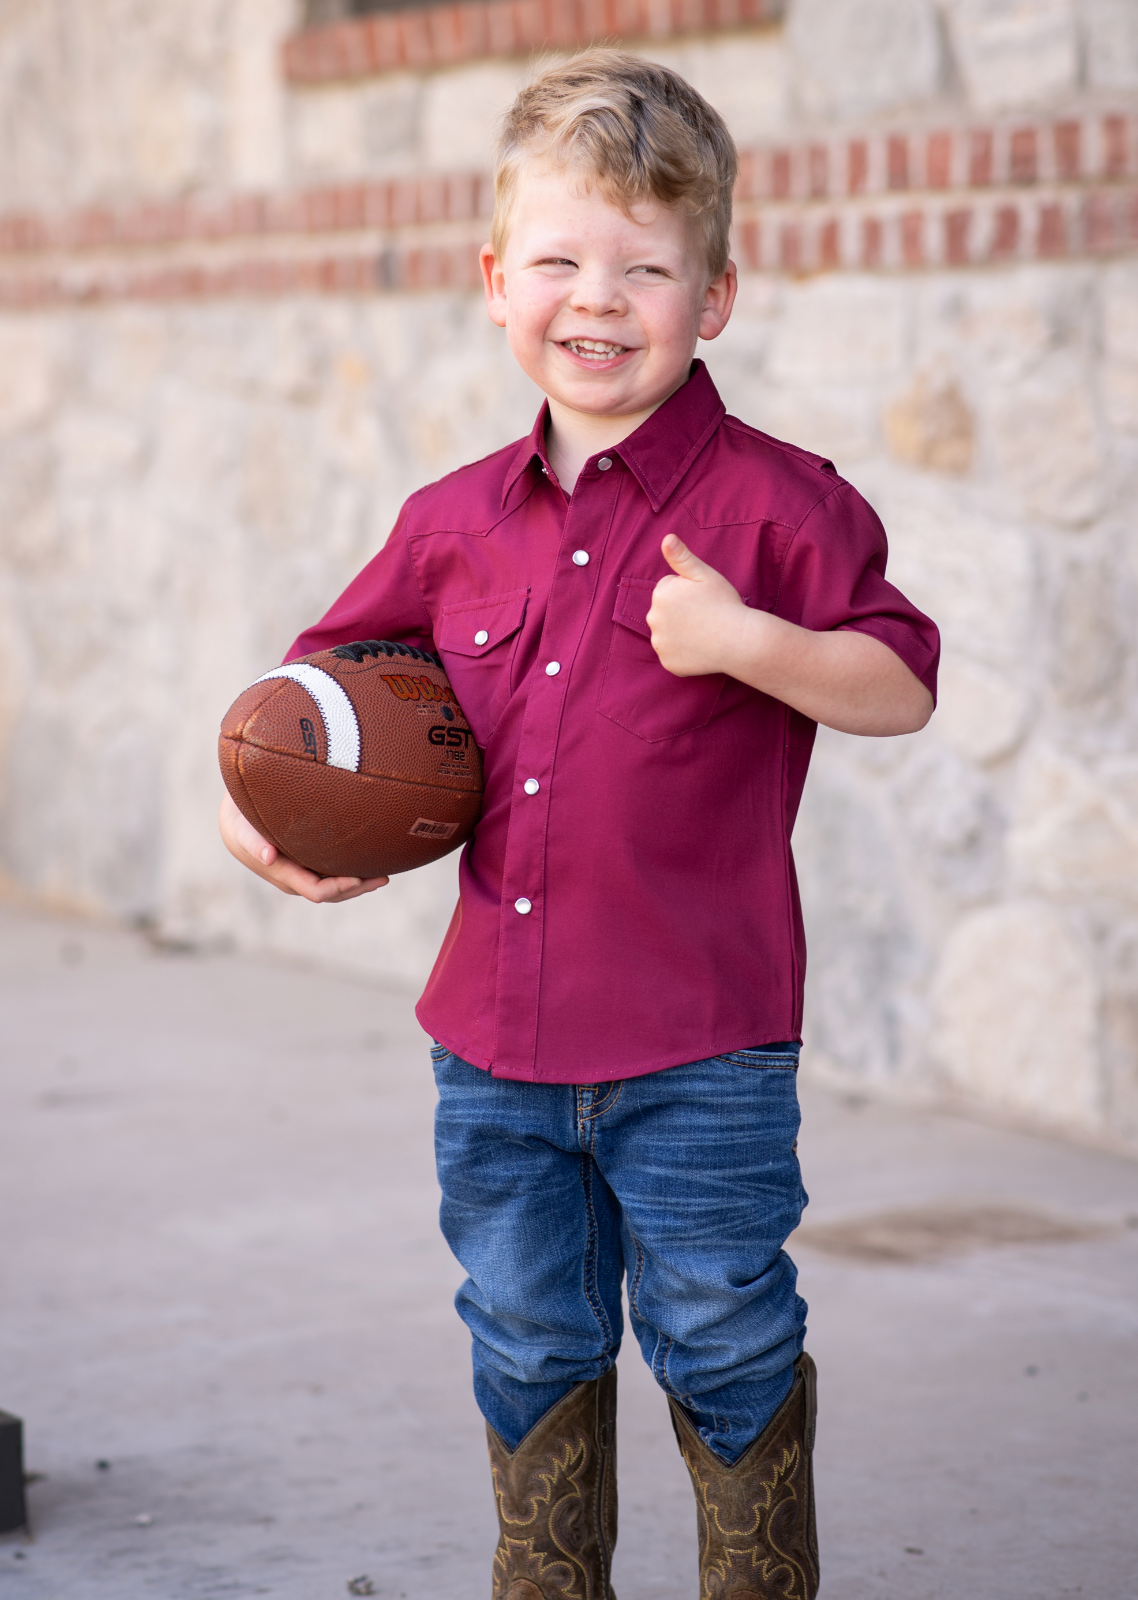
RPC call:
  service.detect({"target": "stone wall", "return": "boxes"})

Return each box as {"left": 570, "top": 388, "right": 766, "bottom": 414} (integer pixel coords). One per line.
{"left": 1, "top": 0, "right": 1137, "bottom": 1149}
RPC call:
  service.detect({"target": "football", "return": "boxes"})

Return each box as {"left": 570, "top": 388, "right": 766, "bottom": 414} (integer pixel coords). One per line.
{"left": 219, "top": 640, "right": 484, "bottom": 879}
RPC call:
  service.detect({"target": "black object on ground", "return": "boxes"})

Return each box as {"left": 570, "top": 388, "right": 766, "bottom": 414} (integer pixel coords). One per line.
{"left": 0, "top": 1412, "right": 27, "bottom": 1533}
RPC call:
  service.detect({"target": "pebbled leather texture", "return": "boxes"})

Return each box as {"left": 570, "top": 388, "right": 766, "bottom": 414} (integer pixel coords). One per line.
{"left": 487, "top": 1371, "right": 618, "bottom": 1600}
{"left": 218, "top": 644, "right": 484, "bottom": 878}
{"left": 669, "top": 1353, "right": 819, "bottom": 1600}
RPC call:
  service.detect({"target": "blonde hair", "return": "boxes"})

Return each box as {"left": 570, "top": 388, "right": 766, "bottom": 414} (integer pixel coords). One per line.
{"left": 492, "top": 50, "right": 738, "bottom": 279}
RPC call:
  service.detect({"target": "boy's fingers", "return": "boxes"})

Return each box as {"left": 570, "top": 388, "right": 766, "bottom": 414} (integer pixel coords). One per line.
{"left": 661, "top": 533, "right": 713, "bottom": 580}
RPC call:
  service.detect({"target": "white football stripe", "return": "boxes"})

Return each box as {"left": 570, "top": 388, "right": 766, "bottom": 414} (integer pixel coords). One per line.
{"left": 254, "top": 664, "right": 361, "bottom": 772}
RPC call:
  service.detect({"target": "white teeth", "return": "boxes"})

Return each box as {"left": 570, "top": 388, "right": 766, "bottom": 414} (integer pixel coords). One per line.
{"left": 565, "top": 339, "right": 625, "bottom": 359}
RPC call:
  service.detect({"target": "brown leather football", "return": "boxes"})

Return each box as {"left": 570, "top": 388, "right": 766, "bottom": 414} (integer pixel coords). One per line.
{"left": 218, "top": 640, "right": 484, "bottom": 879}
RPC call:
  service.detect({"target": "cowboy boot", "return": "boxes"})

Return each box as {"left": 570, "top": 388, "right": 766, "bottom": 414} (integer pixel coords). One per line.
{"left": 486, "top": 1369, "right": 618, "bottom": 1600}
{"left": 668, "top": 1352, "right": 818, "bottom": 1600}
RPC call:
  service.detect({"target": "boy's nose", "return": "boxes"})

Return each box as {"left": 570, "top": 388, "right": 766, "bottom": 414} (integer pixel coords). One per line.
{"left": 568, "top": 272, "right": 626, "bottom": 317}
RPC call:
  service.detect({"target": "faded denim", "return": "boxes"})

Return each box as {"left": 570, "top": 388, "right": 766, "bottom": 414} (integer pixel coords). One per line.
{"left": 432, "top": 1044, "right": 808, "bottom": 1464}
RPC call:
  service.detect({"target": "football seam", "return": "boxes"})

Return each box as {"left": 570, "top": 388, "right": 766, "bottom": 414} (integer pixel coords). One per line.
{"left": 235, "top": 743, "right": 481, "bottom": 794}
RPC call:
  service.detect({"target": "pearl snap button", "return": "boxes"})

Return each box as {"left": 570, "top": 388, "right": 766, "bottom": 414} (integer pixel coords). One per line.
{"left": 545, "top": 661, "right": 561, "bottom": 676}
{"left": 597, "top": 457, "right": 612, "bottom": 471}
{"left": 524, "top": 778, "right": 540, "bottom": 795}
{"left": 514, "top": 897, "right": 533, "bottom": 915}
{"left": 572, "top": 550, "right": 589, "bottom": 566}
{"left": 474, "top": 629, "right": 489, "bottom": 646}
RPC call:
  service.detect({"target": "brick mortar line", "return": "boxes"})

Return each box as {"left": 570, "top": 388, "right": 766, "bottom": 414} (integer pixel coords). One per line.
{"left": 1, "top": 184, "right": 1135, "bottom": 308}
{"left": 1, "top": 111, "right": 1134, "bottom": 262}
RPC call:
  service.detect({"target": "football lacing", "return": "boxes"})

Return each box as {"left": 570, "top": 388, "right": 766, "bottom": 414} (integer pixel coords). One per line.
{"left": 331, "top": 639, "right": 442, "bottom": 668}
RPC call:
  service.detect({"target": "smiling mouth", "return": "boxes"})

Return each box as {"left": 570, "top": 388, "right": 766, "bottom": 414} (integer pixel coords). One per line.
{"left": 562, "top": 339, "right": 629, "bottom": 360}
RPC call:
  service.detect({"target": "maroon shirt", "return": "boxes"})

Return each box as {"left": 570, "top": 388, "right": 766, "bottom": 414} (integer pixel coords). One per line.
{"left": 289, "top": 363, "right": 939, "bottom": 1084}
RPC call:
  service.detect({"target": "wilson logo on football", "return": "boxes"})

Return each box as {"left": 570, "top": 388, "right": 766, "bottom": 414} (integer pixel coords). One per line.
{"left": 380, "top": 674, "right": 458, "bottom": 706}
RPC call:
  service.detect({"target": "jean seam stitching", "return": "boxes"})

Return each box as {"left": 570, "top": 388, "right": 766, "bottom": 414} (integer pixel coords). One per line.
{"left": 583, "top": 1081, "right": 623, "bottom": 1121}
{"left": 579, "top": 1153, "right": 613, "bottom": 1355}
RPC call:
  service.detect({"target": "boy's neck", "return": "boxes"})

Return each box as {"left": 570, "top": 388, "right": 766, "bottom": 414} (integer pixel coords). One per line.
{"left": 544, "top": 399, "right": 659, "bottom": 493}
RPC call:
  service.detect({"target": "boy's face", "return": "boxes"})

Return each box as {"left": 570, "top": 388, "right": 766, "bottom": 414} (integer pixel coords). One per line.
{"left": 481, "top": 162, "right": 736, "bottom": 426}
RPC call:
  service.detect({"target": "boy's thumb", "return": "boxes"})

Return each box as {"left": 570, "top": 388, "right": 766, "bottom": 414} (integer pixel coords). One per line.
{"left": 661, "top": 533, "right": 708, "bottom": 579}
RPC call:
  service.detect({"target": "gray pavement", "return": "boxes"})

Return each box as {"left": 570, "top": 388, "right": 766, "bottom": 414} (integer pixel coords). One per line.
{"left": 1, "top": 899, "right": 1137, "bottom": 1600}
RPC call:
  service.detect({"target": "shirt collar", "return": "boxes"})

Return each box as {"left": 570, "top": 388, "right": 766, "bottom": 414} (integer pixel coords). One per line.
{"left": 500, "top": 361, "right": 726, "bottom": 513}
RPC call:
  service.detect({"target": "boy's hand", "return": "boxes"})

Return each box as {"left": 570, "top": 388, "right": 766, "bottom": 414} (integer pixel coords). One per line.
{"left": 647, "top": 534, "right": 749, "bottom": 677}
{"left": 218, "top": 792, "right": 389, "bottom": 904}
{"left": 647, "top": 533, "right": 933, "bottom": 736}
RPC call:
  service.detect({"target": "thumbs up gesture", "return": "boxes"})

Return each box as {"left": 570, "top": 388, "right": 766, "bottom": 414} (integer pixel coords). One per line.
{"left": 646, "top": 533, "right": 750, "bottom": 678}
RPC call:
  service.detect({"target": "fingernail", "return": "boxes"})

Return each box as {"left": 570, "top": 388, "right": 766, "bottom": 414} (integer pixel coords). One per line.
{"left": 261, "top": 848, "right": 271, "bottom": 863}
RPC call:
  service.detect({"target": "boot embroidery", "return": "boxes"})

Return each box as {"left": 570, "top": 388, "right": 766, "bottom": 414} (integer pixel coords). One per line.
{"left": 683, "top": 1440, "right": 808, "bottom": 1599}
{"left": 491, "top": 1430, "right": 595, "bottom": 1598}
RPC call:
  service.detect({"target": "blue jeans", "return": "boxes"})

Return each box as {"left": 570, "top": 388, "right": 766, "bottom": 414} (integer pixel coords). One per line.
{"left": 432, "top": 1045, "right": 808, "bottom": 1464}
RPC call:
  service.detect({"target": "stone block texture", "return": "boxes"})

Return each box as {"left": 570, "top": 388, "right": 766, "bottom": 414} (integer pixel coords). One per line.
{"left": 1, "top": 0, "right": 1137, "bottom": 1149}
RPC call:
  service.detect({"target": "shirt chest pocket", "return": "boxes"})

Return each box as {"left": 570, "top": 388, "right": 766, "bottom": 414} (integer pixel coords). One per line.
{"left": 437, "top": 588, "right": 529, "bottom": 744}
{"left": 598, "top": 576, "right": 726, "bottom": 743}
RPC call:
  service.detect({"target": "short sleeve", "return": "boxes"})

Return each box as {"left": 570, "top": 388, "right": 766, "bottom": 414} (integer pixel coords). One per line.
{"left": 773, "top": 480, "right": 940, "bottom": 702}
{"left": 284, "top": 501, "right": 434, "bottom": 664}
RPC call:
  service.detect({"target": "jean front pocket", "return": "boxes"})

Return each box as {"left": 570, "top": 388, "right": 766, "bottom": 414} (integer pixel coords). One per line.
{"left": 597, "top": 575, "right": 726, "bottom": 742}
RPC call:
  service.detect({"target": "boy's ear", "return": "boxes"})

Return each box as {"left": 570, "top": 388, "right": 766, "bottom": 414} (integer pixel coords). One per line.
{"left": 480, "top": 244, "right": 508, "bottom": 328}
{"left": 697, "top": 260, "right": 738, "bottom": 343}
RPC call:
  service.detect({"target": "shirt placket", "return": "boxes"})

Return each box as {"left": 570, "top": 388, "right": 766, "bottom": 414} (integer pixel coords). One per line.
{"left": 491, "top": 461, "right": 624, "bottom": 1079}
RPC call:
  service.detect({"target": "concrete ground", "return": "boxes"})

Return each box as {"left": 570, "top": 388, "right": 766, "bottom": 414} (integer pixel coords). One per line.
{"left": 2, "top": 900, "right": 1137, "bottom": 1600}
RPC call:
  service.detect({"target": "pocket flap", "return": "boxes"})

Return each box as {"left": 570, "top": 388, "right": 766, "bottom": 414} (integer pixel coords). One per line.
{"left": 612, "top": 576, "right": 656, "bottom": 639}
{"left": 439, "top": 588, "right": 529, "bottom": 657}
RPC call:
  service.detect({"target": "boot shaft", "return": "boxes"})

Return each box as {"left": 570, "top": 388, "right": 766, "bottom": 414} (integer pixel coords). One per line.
{"left": 669, "top": 1353, "right": 819, "bottom": 1600}
{"left": 487, "top": 1369, "right": 618, "bottom": 1600}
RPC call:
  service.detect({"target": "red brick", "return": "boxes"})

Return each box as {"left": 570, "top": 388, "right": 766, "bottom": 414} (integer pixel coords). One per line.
{"left": 337, "top": 21, "right": 373, "bottom": 78}
{"left": 847, "top": 139, "right": 868, "bottom": 195}
{"left": 1084, "top": 191, "right": 1115, "bottom": 254}
{"left": 991, "top": 204, "right": 1019, "bottom": 258}
{"left": 303, "top": 189, "right": 338, "bottom": 232}
{"left": 514, "top": 0, "right": 552, "bottom": 49}
{"left": 333, "top": 185, "right": 366, "bottom": 230}
{"left": 426, "top": 6, "right": 465, "bottom": 62}
{"left": 808, "top": 144, "right": 828, "bottom": 199}
{"left": 455, "top": 3, "right": 489, "bottom": 59}
{"left": 735, "top": 150, "right": 757, "bottom": 203}
{"left": 887, "top": 134, "right": 909, "bottom": 190}
{"left": 771, "top": 149, "right": 791, "bottom": 200}
{"left": 900, "top": 209, "right": 923, "bottom": 267}
{"left": 446, "top": 173, "right": 477, "bottom": 223}
{"left": 1126, "top": 188, "right": 1138, "bottom": 246}
{"left": 737, "top": 216, "right": 761, "bottom": 271}
{"left": 486, "top": 0, "right": 518, "bottom": 56}
{"left": 818, "top": 216, "right": 840, "bottom": 270}
{"left": 969, "top": 129, "right": 993, "bottom": 187}
{"left": 779, "top": 221, "right": 801, "bottom": 273}
{"left": 1036, "top": 202, "right": 1066, "bottom": 257}
{"left": 1054, "top": 120, "right": 1081, "bottom": 182}
{"left": 926, "top": 131, "right": 952, "bottom": 190}
{"left": 1103, "top": 115, "right": 1129, "bottom": 179}
{"left": 578, "top": 0, "right": 611, "bottom": 35}
{"left": 418, "top": 176, "right": 447, "bottom": 224}
{"left": 1010, "top": 127, "right": 1037, "bottom": 184}
{"left": 388, "top": 179, "right": 418, "bottom": 227}
{"left": 366, "top": 15, "right": 404, "bottom": 71}
{"left": 362, "top": 183, "right": 392, "bottom": 229}
{"left": 398, "top": 10, "right": 434, "bottom": 66}
{"left": 861, "top": 215, "right": 882, "bottom": 268}
{"left": 944, "top": 207, "right": 971, "bottom": 265}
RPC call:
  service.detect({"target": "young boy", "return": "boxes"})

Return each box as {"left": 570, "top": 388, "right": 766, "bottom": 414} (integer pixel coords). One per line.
{"left": 221, "top": 50, "right": 937, "bottom": 1600}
